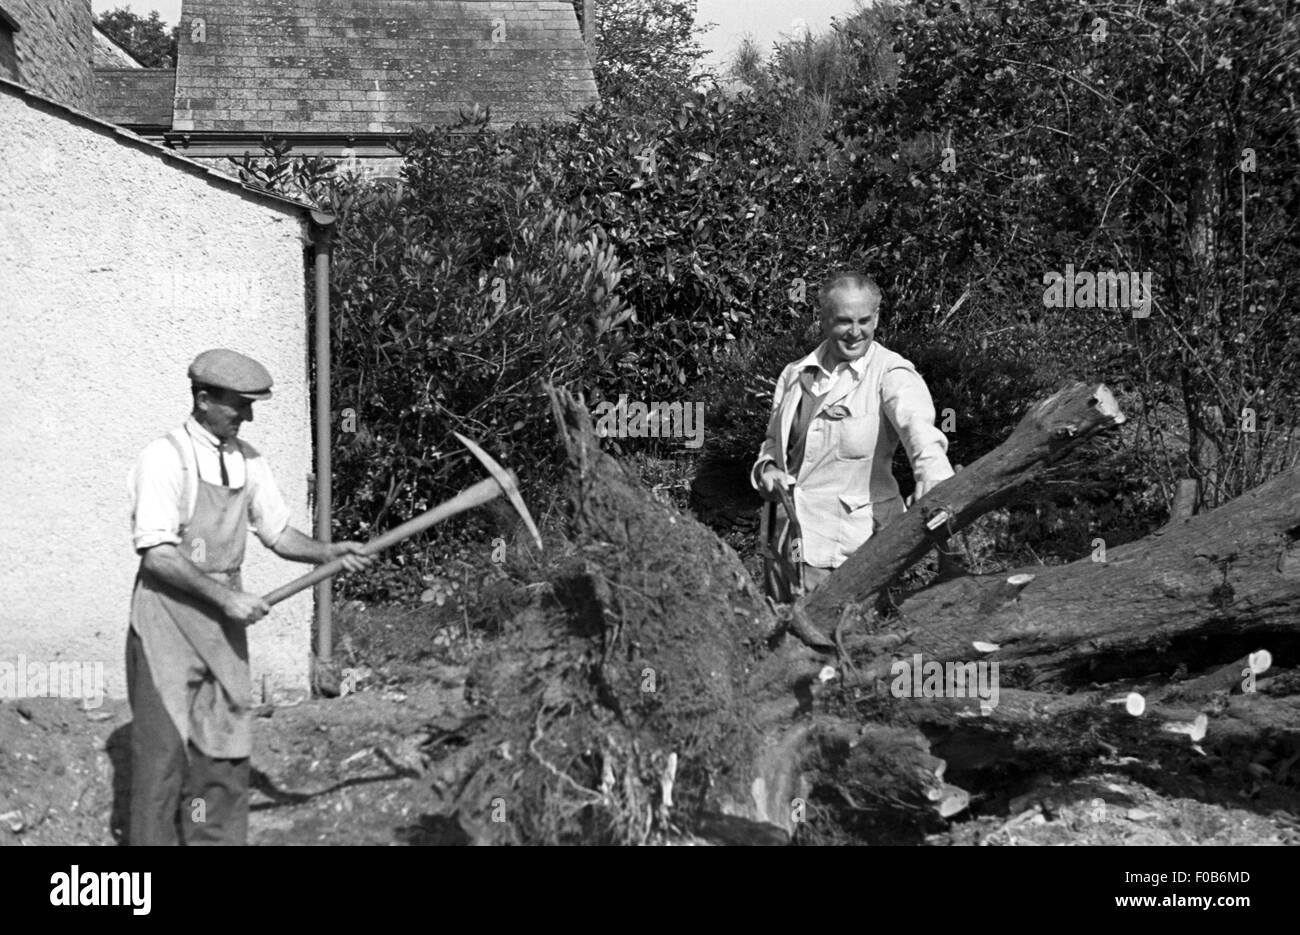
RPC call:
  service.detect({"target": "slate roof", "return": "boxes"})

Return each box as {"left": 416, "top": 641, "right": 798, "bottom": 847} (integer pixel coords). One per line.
{"left": 94, "top": 69, "right": 176, "bottom": 128}
{"left": 92, "top": 26, "right": 144, "bottom": 69}
{"left": 172, "top": 0, "right": 600, "bottom": 135}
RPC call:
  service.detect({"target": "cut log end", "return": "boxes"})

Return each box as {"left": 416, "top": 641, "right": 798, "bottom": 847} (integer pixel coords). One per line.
{"left": 1030, "top": 382, "right": 1126, "bottom": 441}
{"left": 1110, "top": 692, "right": 1146, "bottom": 716}
{"left": 1162, "top": 713, "right": 1209, "bottom": 743}
{"left": 1088, "top": 384, "right": 1125, "bottom": 426}
{"left": 1249, "top": 650, "right": 1272, "bottom": 675}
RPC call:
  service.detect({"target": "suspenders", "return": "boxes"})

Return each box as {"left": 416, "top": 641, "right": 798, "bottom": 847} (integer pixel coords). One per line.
{"left": 163, "top": 427, "right": 244, "bottom": 532}
{"left": 163, "top": 429, "right": 198, "bottom": 533}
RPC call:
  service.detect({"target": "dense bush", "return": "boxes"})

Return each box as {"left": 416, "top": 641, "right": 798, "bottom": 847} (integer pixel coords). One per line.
{"left": 832, "top": 0, "right": 1300, "bottom": 511}
{"left": 571, "top": 0, "right": 711, "bottom": 114}
{"left": 332, "top": 85, "right": 870, "bottom": 563}
{"left": 236, "top": 85, "right": 858, "bottom": 597}
{"left": 235, "top": 0, "right": 1300, "bottom": 598}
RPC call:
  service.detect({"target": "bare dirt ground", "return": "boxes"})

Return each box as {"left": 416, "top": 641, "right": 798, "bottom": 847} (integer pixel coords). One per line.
{"left": 3, "top": 599, "right": 1297, "bottom": 846}
{"left": 3, "top": 460, "right": 1295, "bottom": 846}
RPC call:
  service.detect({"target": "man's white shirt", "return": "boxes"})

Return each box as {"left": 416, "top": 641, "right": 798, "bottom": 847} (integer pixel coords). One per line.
{"left": 752, "top": 340, "right": 955, "bottom": 567}
{"left": 128, "top": 416, "right": 291, "bottom": 553}
{"left": 796, "top": 344, "right": 954, "bottom": 500}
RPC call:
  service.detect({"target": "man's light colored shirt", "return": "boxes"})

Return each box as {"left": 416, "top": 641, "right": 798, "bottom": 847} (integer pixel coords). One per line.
{"left": 128, "top": 416, "right": 291, "bottom": 553}
{"left": 787, "top": 342, "right": 953, "bottom": 496}
{"left": 752, "top": 340, "right": 955, "bottom": 567}
{"left": 801, "top": 344, "right": 870, "bottom": 397}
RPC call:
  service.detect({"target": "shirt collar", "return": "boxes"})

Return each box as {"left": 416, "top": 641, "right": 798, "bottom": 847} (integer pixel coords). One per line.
{"left": 796, "top": 340, "right": 874, "bottom": 378}
{"left": 185, "top": 415, "right": 224, "bottom": 451}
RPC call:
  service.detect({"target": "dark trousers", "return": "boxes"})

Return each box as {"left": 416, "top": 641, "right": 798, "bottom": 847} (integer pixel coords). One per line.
{"left": 126, "top": 629, "right": 250, "bottom": 845}
{"left": 763, "top": 559, "right": 833, "bottom": 604}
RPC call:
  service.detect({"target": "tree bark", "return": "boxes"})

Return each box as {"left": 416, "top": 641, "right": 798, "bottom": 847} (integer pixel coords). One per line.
{"left": 842, "top": 462, "right": 1300, "bottom": 688}
{"left": 797, "top": 382, "right": 1126, "bottom": 637}
{"left": 432, "top": 384, "right": 1299, "bottom": 846}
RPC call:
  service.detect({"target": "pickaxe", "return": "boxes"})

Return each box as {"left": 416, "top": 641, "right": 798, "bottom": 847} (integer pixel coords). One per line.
{"left": 759, "top": 483, "right": 805, "bottom": 599}
{"left": 775, "top": 483, "right": 805, "bottom": 596}
{"left": 262, "top": 432, "right": 542, "bottom": 607}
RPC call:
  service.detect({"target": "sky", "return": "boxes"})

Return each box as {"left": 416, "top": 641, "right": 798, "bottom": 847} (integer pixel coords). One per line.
{"left": 697, "top": 0, "right": 866, "bottom": 72}
{"left": 91, "top": 0, "right": 182, "bottom": 24}
{"left": 90, "top": 0, "right": 867, "bottom": 71}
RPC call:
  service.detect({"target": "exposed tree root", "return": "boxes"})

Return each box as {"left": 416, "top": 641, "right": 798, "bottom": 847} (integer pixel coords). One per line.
{"left": 415, "top": 384, "right": 1299, "bottom": 845}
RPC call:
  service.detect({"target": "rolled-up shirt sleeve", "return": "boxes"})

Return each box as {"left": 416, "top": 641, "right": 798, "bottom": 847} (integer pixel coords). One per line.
{"left": 244, "top": 446, "right": 292, "bottom": 549}
{"left": 881, "top": 364, "right": 955, "bottom": 499}
{"left": 128, "top": 438, "right": 186, "bottom": 553}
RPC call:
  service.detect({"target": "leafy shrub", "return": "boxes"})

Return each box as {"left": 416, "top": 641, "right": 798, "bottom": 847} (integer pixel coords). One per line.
{"left": 234, "top": 0, "right": 1300, "bottom": 600}
{"left": 833, "top": 0, "right": 1300, "bottom": 511}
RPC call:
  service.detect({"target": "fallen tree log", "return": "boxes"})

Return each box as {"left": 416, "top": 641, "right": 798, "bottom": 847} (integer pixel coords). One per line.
{"left": 801, "top": 382, "right": 1126, "bottom": 633}
{"left": 423, "top": 383, "right": 1298, "bottom": 846}
{"left": 845, "top": 462, "right": 1300, "bottom": 688}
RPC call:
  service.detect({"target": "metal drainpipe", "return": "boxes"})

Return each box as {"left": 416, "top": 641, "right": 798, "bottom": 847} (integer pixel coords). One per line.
{"left": 310, "top": 210, "right": 336, "bottom": 663}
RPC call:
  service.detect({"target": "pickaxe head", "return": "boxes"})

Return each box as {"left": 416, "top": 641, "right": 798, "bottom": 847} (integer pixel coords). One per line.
{"left": 453, "top": 431, "right": 544, "bottom": 551}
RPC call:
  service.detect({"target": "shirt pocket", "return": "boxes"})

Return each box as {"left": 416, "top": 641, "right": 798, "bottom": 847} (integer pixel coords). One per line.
{"left": 838, "top": 492, "right": 872, "bottom": 512}
{"left": 838, "top": 493, "right": 875, "bottom": 543}
{"left": 834, "top": 414, "right": 877, "bottom": 460}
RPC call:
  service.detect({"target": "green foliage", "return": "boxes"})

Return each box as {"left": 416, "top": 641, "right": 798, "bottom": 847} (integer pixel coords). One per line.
{"left": 727, "top": 5, "right": 898, "bottom": 161}
{"left": 572, "top": 0, "right": 711, "bottom": 112}
{"left": 227, "top": 138, "right": 344, "bottom": 206}
{"left": 94, "top": 7, "right": 178, "bottom": 68}
{"left": 238, "top": 0, "right": 1300, "bottom": 597}
{"left": 833, "top": 0, "right": 1300, "bottom": 508}
{"left": 229, "top": 80, "right": 854, "bottom": 597}
{"left": 550, "top": 91, "right": 849, "bottom": 397}
{"left": 316, "top": 90, "right": 861, "bottom": 597}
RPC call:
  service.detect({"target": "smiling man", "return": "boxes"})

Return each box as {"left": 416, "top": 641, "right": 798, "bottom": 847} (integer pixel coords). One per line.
{"left": 752, "top": 272, "right": 955, "bottom": 601}
{"left": 126, "top": 349, "right": 372, "bottom": 845}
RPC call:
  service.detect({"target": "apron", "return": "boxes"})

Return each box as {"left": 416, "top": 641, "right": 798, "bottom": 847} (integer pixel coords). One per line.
{"left": 129, "top": 434, "right": 254, "bottom": 759}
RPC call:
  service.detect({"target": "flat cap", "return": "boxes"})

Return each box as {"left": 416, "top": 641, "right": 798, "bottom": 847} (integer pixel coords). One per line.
{"left": 188, "top": 349, "right": 274, "bottom": 400}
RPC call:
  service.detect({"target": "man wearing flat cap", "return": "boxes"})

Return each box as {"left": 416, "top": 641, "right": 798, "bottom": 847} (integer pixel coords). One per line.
{"left": 126, "top": 349, "right": 372, "bottom": 845}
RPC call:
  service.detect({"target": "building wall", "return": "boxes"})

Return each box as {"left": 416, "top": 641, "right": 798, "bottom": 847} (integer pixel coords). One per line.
{"left": 0, "top": 87, "right": 315, "bottom": 703}
{"left": 2, "top": 0, "right": 94, "bottom": 109}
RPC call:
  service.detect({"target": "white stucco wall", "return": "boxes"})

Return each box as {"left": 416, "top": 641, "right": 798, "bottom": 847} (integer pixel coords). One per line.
{"left": 0, "top": 88, "right": 315, "bottom": 703}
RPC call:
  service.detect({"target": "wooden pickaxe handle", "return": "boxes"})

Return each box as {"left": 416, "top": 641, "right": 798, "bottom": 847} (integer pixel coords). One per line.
{"left": 775, "top": 483, "right": 805, "bottom": 594}
{"left": 261, "top": 473, "right": 507, "bottom": 607}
